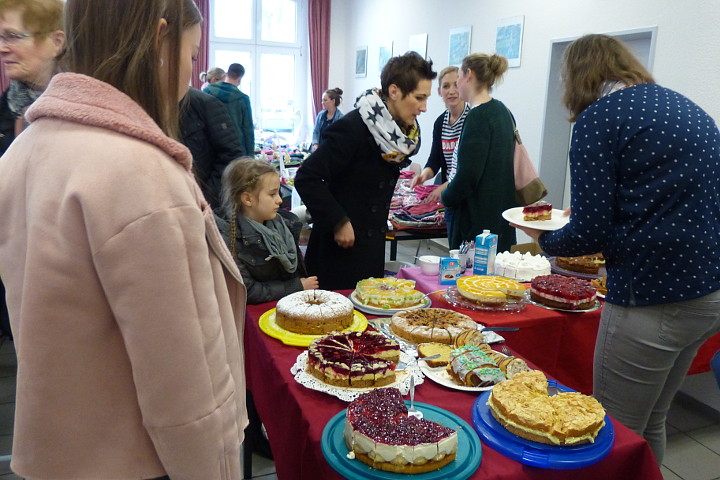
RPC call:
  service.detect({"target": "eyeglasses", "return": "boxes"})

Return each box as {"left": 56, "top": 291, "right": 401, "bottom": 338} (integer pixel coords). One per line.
{"left": 0, "top": 32, "right": 34, "bottom": 46}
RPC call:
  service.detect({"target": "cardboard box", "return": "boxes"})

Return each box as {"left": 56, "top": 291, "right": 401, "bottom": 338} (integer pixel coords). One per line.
{"left": 510, "top": 242, "right": 544, "bottom": 256}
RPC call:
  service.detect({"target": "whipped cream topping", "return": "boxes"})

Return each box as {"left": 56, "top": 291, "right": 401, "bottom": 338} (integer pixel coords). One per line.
{"left": 495, "top": 251, "right": 551, "bottom": 282}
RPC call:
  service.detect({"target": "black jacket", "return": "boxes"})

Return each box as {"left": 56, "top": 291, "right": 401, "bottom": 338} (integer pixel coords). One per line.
{"left": 294, "top": 109, "right": 413, "bottom": 290}
{"left": 0, "top": 89, "right": 17, "bottom": 157}
{"left": 180, "top": 88, "right": 243, "bottom": 210}
{"left": 217, "top": 210, "right": 308, "bottom": 305}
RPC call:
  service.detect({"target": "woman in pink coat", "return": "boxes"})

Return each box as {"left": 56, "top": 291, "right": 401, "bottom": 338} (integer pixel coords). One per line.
{"left": 0, "top": 1, "right": 247, "bottom": 479}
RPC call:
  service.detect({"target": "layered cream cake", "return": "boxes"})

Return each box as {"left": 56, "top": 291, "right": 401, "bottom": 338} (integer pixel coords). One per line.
{"left": 495, "top": 251, "right": 551, "bottom": 282}
{"left": 345, "top": 388, "right": 458, "bottom": 473}
{"left": 530, "top": 274, "right": 597, "bottom": 310}
{"left": 456, "top": 275, "right": 527, "bottom": 305}
{"left": 390, "top": 308, "right": 478, "bottom": 345}
{"left": 275, "top": 289, "right": 354, "bottom": 334}
{"left": 355, "top": 277, "right": 425, "bottom": 309}
{"left": 306, "top": 331, "right": 400, "bottom": 387}
{"left": 487, "top": 370, "right": 606, "bottom": 445}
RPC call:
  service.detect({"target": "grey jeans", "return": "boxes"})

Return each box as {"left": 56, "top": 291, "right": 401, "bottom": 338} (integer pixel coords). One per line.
{"left": 593, "top": 288, "right": 720, "bottom": 464}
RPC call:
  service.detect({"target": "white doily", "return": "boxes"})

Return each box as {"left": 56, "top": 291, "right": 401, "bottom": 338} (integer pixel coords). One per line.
{"left": 291, "top": 351, "right": 424, "bottom": 402}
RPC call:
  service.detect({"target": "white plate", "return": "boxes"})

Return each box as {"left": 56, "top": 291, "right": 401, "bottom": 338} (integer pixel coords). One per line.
{"left": 502, "top": 207, "right": 570, "bottom": 231}
{"left": 349, "top": 290, "right": 431, "bottom": 316}
{"left": 528, "top": 298, "right": 603, "bottom": 313}
{"left": 290, "top": 351, "right": 423, "bottom": 402}
{"left": 419, "top": 362, "right": 495, "bottom": 392}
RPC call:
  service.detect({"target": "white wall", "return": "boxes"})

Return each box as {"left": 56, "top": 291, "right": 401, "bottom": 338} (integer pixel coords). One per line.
{"left": 327, "top": 0, "right": 720, "bottom": 173}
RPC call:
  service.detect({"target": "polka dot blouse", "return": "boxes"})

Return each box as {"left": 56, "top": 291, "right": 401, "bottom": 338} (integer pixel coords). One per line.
{"left": 540, "top": 83, "right": 720, "bottom": 306}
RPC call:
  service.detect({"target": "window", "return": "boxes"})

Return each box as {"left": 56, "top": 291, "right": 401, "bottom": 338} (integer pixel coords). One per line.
{"left": 209, "top": 0, "right": 307, "bottom": 145}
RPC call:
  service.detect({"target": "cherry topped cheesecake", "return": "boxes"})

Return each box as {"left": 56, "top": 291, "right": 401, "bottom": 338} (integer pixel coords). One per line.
{"left": 530, "top": 274, "right": 597, "bottom": 310}
{"left": 306, "top": 331, "right": 400, "bottom": 388}
{"left": 522, "top": 200, "right": 552, "bottom": 221}
{"left": 344, "top": 388, "right": 458, "bottom": 473}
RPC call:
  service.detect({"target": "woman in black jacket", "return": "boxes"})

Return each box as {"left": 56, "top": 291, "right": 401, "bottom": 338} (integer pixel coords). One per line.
{"left": 180, "top": 87, "right": 243, "bottom": 209}
{"left": 294, "top": 52, "right": 436, "bottom": 290}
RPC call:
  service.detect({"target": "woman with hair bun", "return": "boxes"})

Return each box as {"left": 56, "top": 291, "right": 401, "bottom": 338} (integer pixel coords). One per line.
{"left": 441, "top": 52, "right": 516, "bottom": 250}
{"left": 311, "top": 87, "right": 344, "bottom": 150}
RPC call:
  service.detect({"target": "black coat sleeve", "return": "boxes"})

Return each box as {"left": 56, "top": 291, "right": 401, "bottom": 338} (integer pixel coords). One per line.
{"left": 423, "top": 112, "right": 445, "bottom": 180}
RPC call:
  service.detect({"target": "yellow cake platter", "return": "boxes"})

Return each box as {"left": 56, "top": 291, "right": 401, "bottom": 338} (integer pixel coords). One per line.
{"left": 258, "top": 308, "right": 368, "bottom": 347}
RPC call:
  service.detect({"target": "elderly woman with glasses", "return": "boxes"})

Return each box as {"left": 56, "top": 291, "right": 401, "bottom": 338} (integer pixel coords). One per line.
{"left": 0, "top": 0, "right": 64, "bottom": 155}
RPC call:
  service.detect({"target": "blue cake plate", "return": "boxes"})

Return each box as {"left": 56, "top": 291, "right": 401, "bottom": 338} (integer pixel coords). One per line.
{"left": 322, "top": 401, "right": 481, "bottom": 480}
{"left": 472, "top": 380, "right": 614, "bottom": 469}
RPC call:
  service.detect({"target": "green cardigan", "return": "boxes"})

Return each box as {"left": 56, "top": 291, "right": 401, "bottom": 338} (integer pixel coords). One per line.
{"left": 441, "top": 99, "right": 517, "bottom": 251}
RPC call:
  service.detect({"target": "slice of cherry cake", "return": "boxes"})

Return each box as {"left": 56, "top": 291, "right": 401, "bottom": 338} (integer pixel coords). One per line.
{"left": 344, "top": 388, "right": 458, "bottom": 474}
{"left": 522, "top": 200, "right": 552, "bottom": 221}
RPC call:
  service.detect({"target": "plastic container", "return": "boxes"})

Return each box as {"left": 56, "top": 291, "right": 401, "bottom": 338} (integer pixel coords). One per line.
{"left": 417, "top": 255, "right": 441, "bottom": 275}
{"left": 473, "top": 230, "right": 498, "bottom": 275}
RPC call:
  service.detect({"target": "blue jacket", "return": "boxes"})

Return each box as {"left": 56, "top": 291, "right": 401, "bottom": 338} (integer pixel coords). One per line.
{"left": 311, "top": 109, "right": 344, "bottom": 145}
{"left": 203, "top": 82, "right": 255, "bottom": 156}
{"left": 540, "top": 83, "right": 720, "bottom": 306}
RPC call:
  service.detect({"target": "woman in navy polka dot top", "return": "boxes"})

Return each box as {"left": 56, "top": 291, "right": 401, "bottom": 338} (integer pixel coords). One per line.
{"left": 512, "top": 34, "right": 720, "bottom": 464}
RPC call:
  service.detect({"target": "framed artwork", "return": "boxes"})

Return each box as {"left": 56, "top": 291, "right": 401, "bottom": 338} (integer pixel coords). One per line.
{"left": 495, "top": 16, "right": 525, "bottom": 67}
{"left": 379, "top": 41, "right": 393, "bottom": 71}
{"left": 355, "top": 46, "right": 368, "bottom": 77}
{"left": 409, "top": 33, "right": 428, "bottom": 59}
{"left": 448, "top": 26, "right": 472, "bottom": 66}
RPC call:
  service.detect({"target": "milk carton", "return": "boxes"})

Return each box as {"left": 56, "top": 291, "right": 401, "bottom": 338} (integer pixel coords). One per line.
{"left": 439, "top": 257, "right": 463, "bottom": 285}
{"left": 473, "top": 229, "right": 498, "bottom": 275}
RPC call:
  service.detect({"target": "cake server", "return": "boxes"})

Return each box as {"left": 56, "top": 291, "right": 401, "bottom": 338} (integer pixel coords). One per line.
{"left": 481, "top": 327, "right": 520, "bottom": 332}
{"left": 408, "top": 375, "right": 422, "bottom": 419}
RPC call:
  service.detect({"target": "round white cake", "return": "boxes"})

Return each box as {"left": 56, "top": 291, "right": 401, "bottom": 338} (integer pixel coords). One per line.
{"left": 275, "top": 290, "right": 354, "bottom": 335}
{"left": 494, "top": 251, "right": 550, "bottom": 282}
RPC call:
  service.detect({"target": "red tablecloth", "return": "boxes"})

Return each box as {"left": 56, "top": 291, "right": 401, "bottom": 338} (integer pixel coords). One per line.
{"left": 244, "top": 293, "right": 663, "bottom": 480}
{"left": 398, "top": 267, "right": 720, "bottom": 387}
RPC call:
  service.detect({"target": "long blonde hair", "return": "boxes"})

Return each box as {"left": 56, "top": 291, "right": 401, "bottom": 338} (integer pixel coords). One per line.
{"left": 63, "top": 0, "right": 201, "bottom": 138}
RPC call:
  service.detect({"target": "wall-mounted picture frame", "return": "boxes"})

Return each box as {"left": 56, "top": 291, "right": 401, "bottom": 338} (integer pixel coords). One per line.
{"left": 495, "top": 16, "right": 525, "bottom": 67}
{"left": 409, "top": 33, "right": 428, "bottom": 59}
{"left": 355, "top": 46, "right": 368, "bottom": 77}
{"left": 379, "top": 41, "right": 393, "bottom": 71}
{"left": 448, "top": 26, "right": 472, "bottom": 66}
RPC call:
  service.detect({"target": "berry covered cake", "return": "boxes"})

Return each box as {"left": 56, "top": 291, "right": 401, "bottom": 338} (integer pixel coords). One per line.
{"left": 355, "top": 277, "right": 425, "bottom": 309}
{"left": 390, "top": 308, "right": 478, "bottom": 345}
{"left": 522, "top": 201, "right": 552, "bottom": 221}
{"left": 276, "top": 289, "right": 354, "bottom": 335}
{"left": 530, "top": 274, "right": 597, "bottom": 310}
{"left": 456, "top": 275, "right": 527, "bottom": 306}
{"left": 344, "top": 388, "right": 458, "bottom": 473}
{"left": 487, "top": 370, "right": 606, "bottom": 445}
{"left": 306, "top": 331, "right": 400, "bottom": 388}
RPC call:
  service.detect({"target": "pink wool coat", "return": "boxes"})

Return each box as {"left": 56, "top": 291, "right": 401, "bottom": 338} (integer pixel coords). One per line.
{"left": 0, "top": 73, "right": 248, "bottom": 479}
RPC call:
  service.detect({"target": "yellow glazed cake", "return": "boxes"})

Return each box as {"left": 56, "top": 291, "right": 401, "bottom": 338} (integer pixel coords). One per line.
{"left": 456, "top": 275, "right": 527, "bottom": 305}
{"left": 355, "top": 277, "right": 425, "bottom": 309}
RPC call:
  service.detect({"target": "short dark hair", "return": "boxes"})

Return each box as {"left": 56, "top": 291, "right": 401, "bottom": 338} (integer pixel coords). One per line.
{"left": 380, "top": 51, "right": 436, "bottom": 98}
{"left": 227, "top": 63, "right": 245, "bottom": 80}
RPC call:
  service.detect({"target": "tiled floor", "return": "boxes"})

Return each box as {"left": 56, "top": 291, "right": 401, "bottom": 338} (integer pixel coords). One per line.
{"left": 0, "top": 239, "right": 718, "bottom": 479}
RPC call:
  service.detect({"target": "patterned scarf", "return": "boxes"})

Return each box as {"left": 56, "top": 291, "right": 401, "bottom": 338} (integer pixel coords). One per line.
{"left": 355, "top": 88, "right": 419, "bottom": 163}
{"left": 7, "top": 80, "right": 43, "bottom": 117}
{"left": 243, "top": 215, "right": 298, "bottom": 274}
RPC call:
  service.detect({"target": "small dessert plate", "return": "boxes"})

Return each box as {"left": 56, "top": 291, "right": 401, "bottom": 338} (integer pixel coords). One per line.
{"left": 502, "top": 207, "right": 570, "bottom": 231}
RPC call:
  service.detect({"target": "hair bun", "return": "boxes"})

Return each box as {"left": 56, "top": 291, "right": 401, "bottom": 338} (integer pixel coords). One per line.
{"left": 334, "top": 88, "right": 343, "bottom": 95}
